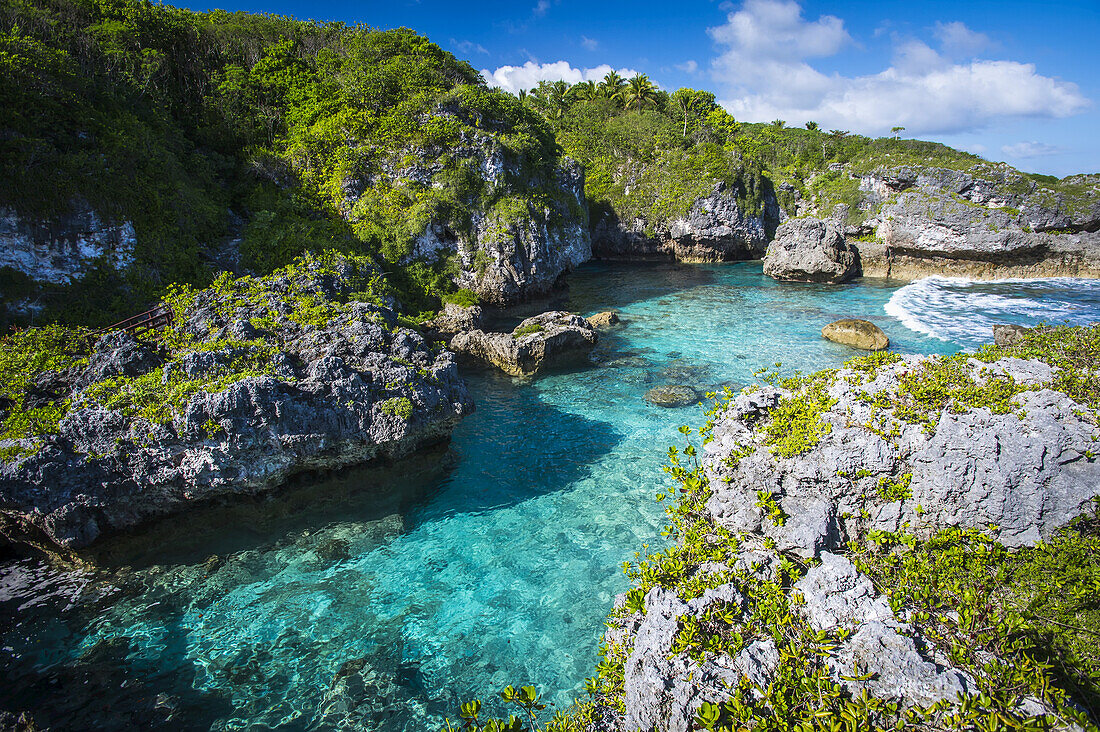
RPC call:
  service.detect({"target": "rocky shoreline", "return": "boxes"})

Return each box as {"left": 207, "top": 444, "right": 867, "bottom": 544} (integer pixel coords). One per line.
{"left": 0, "top": 253, "right": 473, "bottom": 552}
{"left": 577, "top": 325, "right": 1100, "bottom": 732}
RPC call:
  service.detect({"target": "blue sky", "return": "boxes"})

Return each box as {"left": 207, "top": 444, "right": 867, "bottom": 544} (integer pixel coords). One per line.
{"left": 196, "top": 0, "right": 1099, "bottom": 176}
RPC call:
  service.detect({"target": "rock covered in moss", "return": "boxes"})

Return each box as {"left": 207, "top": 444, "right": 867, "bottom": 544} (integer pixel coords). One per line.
{"left": 346, "top": 125, "right": 591, "bottom": 306}
{"left": 0, "top": 253, "right": 473, "bottom": 551}
{"left": 448, "top": 311, "right": 597, "bottom": 377}
{"left": 821, "top": 319, "right": 889, "bottom": 350}
{"left": 763, "top": 218, "right": 860, "bottom": 283}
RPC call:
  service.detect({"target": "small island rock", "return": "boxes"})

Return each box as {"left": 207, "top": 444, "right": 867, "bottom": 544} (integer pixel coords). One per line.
{"left": 449, "top": 311, "right": 597, "bottom": 377}
{"left": 763, "top": 218, "right": 860, "bottom": 283}
{"left": 822, "top": 319, "right": 889, "bottom": 350}
{"left": 586, "top": 311, "right": 621, "bottom": 328}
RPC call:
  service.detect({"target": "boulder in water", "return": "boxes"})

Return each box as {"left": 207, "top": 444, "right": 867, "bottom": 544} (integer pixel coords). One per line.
{"left": 587, "top": 311, "right": 621, "bottom": 328}
{"left": 993, "top": 323, "right": 1031, "bottom": 346}
{"left": 449, "top": 311, "right": 598, "bottom": 377}
{"left": 822, "top": 319, "right": 889, "bottom": 350}
{"left": 763, "top": 218, "right": 860, "bottom": 283}
{"left": 645, "top": 385, "right": 699, "bottom": 408}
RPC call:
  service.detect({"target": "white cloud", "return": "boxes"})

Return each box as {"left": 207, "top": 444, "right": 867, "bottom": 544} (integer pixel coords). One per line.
{"left": 533, "top": 0, "right": 550, "bottom": 17}
{"left": 707, "top": 0, "right": 1089, "bottom": 135}
{"left": 934, "top": 21, "right": 992, "bottom": 58}
{"left": 481, "top": 61, "right": 642, "bottom": 94}
{"left": 581, "top": 35, "right": 598, "bottom": 51}
{"left": 676, "top": 60, "right": 699, "bottom": 73}
{"left": 451, "top": 39, "right": 489, "bottom": 56}
{"left": 1002, "top": 141, "right": 1062, "bottom": 158}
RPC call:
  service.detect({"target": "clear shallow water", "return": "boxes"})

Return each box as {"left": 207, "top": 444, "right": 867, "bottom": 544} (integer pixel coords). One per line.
{"left": 3, "top": 264, "right": 1095, "bottom": 730}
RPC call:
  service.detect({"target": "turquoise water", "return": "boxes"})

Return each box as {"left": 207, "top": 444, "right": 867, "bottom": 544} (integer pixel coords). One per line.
{"left": 6, "top": 262, "right": 1087, "bottom": 730}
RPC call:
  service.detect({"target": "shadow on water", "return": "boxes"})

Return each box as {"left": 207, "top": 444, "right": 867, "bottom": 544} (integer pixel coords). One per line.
{"left": 0, "top": 371, "right": 623, "bottom": 731}
{"left": 85, "top": 443, "right": 459, "bottom": 572}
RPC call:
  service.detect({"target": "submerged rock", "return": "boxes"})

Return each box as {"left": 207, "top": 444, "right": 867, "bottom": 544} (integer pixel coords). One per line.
{"left": 644, "top": 385, "right": 699, "bottom": 408}
{"left": 449, "top": 311, "right": 598, "bottom": 377}
{"left": 763, "top": 218, "right": 860, "bottom": 283}
{"left": 821, "top": 319, "right": 889, "bottom": 350}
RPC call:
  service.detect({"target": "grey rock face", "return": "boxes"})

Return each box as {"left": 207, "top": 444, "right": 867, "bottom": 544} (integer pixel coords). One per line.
{"left": 993, "top": 323, "right": 1030, "bottom": 346}
{"left": 833, "top": 621, "right": 973, "bottom": 706}
{"left": 795, "top": 552, "right": 895, "bottom": 632}
{"left": 0, "top": 256, "right": 474, "bottom": 550}
{"left": 0, "top": 204, "right": 136, "bottom": 283}
{"left": 763, "top": 218, "right": 860, "bottom": 283}
{"left": 592, "top": 183, "right": 779, "bottom": 262}
{"left": 424, "top": 303, "right": 484, "bottom": 339}
{"left": 705, "top": 356, "right": 1099, "bottom": 556}
{"left": 623, "top": 585, "right": 771, "bottom": 732}
{"left": 449, "top": 311, "right": 597, "bottom": 376}
{"left": 342, "top": 127, "right": 591, "bottom": 305}
{"left": 850, "top": 166, "right": 1100, "bottom": 280}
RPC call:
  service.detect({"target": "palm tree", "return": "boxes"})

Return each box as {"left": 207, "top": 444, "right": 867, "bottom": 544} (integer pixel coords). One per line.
{"left": 569, "top": 80, "right": 598, "bottom": 102}
{"left": 598, "top": 71, "right": 627, "bottom": 104}
{"left": 622, "top": 74, "right": 658, "bottom": 111}
{"left": 805, "top": 121, "right": 819, "bottom": 131}
{"left": 517, "top": 89, "right": 527, "bottom": 105}
{"left": 770, "top": 119, "right": 786, "bottom": 128}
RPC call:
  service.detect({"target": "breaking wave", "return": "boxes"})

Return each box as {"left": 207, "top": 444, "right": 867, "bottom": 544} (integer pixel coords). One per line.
{"left": 885, "top": 276, "right": 1100, "bottom": 348}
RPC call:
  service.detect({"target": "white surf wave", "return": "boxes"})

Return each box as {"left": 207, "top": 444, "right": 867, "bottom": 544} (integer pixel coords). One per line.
{"left": 885, "top": 276, "right": 1100, "bottom": 347}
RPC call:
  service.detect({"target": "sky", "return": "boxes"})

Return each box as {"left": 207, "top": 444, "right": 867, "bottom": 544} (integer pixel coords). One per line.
{"left": 195, "top": 0, "right": 1100, "bottom": 177}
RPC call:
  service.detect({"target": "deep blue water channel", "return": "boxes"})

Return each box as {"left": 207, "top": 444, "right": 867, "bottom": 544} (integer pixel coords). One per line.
{"left": 5, "top": 263, "right": 1099, "bottom": 730}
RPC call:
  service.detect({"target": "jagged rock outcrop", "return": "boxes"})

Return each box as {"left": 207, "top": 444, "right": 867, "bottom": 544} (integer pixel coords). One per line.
{"left": 0, "top": 253, "right": 473, "bottom": 551}
{"left": 342, "top": 127, "right": 591, "bottom": 305}
{"left": 449, "top": 311, "right": 597, "bottom": 376}
{"left": 423, "top": 303, "right": 484, "bottom": 342}
{"left": 763, "top": 218, "right": 860, "bottom": 282}
{"left": 592, "top": 183, "right": 780, "bottom": 262}
{"left": 703, "top": 355, "right": 1098, "bottom": 551}
{"left": 845, "top": 165, "right": 1100, "bottom": 279}
{"left": 0, "top": 204, "right": 136, "bottom": 283}
{"left": 821, "top": 319, "right": 889, "bottom": 350}
{"left": 595, "top": 339, "right": 1099, "bottom": 731}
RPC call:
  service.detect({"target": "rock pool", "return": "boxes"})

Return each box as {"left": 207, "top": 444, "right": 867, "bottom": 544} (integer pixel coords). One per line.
{"left": 4, "top": 263, "right": 1098, "bottom": 730}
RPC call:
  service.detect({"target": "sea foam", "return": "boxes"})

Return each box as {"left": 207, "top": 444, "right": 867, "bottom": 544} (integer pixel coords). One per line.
{"left": 885, "top": 276, "right": 1100, "bottom": 347}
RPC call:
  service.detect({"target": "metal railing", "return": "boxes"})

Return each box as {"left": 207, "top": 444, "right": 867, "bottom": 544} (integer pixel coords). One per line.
{"left": 97, "top": 304, "right": 174, "bottom": 340}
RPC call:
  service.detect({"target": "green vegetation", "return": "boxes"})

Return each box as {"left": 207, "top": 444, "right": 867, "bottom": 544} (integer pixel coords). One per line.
{"left": 0, "top": 0, "right": 572, "bottom": 326}
{"left": 0, "top": 251, "right": 394, "bottom": 458}
{"left": 511, "top": 323, "right": 544, "bottom": 338}
{"left": 380, "top": 396, "right": 413, "bottom": 420}
{"left": 852, "top": 509, "right": 1100, "bottom": 722}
